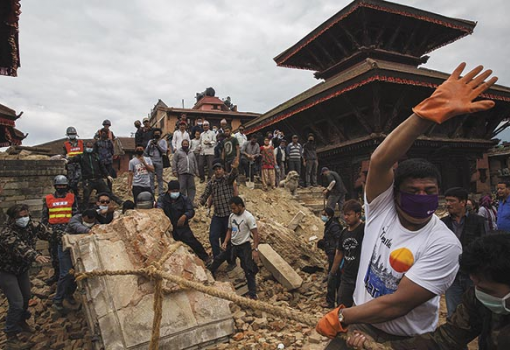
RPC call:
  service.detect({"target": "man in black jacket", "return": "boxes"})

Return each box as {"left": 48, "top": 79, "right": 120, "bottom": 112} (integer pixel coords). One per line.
{"left": 68, "top": 140, "right": 122, "bottom": 209}
{"left": 442, "top": 187, "right": 486, "bottom": 318}
{"left": 318, "top": 207, "right": 343, "bottom": 308}
{"left": 157, "top": 180, "right": 210, "bottom": 263}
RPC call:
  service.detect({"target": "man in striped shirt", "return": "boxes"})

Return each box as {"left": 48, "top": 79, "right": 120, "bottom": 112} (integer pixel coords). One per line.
{"left": 286, "top": 135, "right": 303, "bottom": 176}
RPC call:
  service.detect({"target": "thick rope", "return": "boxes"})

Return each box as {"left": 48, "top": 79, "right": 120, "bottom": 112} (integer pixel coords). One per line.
{"left": 74, "top": 248, "right": 387, "bottom": 350}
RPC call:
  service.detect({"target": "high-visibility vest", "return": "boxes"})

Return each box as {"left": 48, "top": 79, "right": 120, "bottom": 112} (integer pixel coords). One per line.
{"left": 46, "top": 193, "right": 75, "bottom": 224}
{"left": 64, "top": 140, "right": 84, "bottom": 157}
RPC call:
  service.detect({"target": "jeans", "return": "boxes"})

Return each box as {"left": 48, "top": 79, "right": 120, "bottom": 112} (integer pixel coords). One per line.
{"left": 172, "top": 227, "right": 209, "bottom": 261}
{"left": 132, "top": 186, "right": 153, "bottom": 205}
{"left": 53, "top": 245, "right": 77, "bottom": 302}
{"left": 327, "top": 194, "right": 345, "bottom": 212}
{"left": 209, "top": 215, "right": 229, "bottom": 258}
{"left": 209, "top": 242, "right": 258, "bottom": 297}
{"left": 0, "top": 271, "right": 31, "bottom": 334}
{"left": 48, "top": 240, "right": 60, "bottom": 277}
{"left": 305, "top": 159, "right": 318, "bottom": 187}
{"left": 178, "top": 174, "right": 196, "bottom": 204}
{"left": 337, "top": 277, "right": 356, "bottom": 308}
{"left": 241, "top": 159, "right": 258, "bottom": 182}
{"left": 275, "top": 162, "right": 286, "bottom": 185}
{"left": 198, "top": 154, "right": 214, "bottom": 181}
{"left": 326, "top": 253, "right": 341, "bottom": 306}
{"left": 288, "top": 159, "right": 301, "bottom": 175}
{"left": 445, "top": 272, "right": 474, "bottom": 318}
{"left": 150, "top": 160, "right": 165, "bottom": 196}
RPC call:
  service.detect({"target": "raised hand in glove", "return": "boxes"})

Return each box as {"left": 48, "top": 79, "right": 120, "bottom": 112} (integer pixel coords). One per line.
{"left": 413, "top": 62, "right": 498, "bottom": 124}
{"left": 316, "top": 305, "right": 348, "bottom": 338}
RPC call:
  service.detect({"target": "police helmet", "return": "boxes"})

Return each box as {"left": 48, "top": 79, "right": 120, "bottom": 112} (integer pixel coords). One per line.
{"left": 66, "top": 126, "right": 77, "bottom": 135}
{"left": 54, "top": 175, "right": 69, "bottom": 186}
{"left": 136, "top": 192, "right": 154, "bottom": 209}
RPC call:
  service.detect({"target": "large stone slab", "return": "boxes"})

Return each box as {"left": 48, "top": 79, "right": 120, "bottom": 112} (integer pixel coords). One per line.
{"left": 258, "top": 243, "right": 303, "bottom": 290}
{"left": 63, "top": 209, "right": 234, "bottom": 350}
{"left": 287, "top": 210, "right": 305, "bottom": 231}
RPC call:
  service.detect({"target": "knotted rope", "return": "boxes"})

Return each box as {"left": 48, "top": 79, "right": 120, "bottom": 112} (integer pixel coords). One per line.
{"left": 74, "top": 241, "right": 386, "bottom": 350}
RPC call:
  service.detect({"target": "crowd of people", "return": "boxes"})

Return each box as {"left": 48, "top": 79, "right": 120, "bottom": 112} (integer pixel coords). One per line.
{"left": 1, "top": 62, "right": 509, "bottom": 349}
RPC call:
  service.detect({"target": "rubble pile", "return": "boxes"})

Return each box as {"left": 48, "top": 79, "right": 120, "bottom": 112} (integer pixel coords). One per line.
{"left": 0, "top": 267, "right": 94, "bottom": 350}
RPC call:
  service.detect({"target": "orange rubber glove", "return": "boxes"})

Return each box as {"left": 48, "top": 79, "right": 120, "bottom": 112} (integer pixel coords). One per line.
{"left": 412, "top": 62, "right": 498, "bottom": 124}
{"left": 316, "top": 305, "right": 348, "bottom": 338}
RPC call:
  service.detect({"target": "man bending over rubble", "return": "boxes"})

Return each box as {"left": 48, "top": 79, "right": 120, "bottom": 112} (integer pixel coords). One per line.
{"left": 316, "top": 63, "right": 498, "bottom": 347}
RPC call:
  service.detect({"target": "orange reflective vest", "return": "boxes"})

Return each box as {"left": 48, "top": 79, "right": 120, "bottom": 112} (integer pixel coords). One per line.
{"left": 46, "top": 193, "right": 75, "bottom": 224}
{"left": 64, "top": 140, "right": 84, "bottom": 157}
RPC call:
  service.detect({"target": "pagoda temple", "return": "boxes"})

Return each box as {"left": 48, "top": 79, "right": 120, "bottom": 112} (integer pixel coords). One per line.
{"left": 244, "top": 0, "right": 510, "bottom": 195}
{"left": 0, "top": 103, "right": 25, "bottom": 147}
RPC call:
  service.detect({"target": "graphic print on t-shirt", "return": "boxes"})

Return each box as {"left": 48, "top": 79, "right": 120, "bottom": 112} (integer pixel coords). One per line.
{"left": 231, "top": 219, "right": 244, "bottom": 239}
{"left": 134, "top": 162, "right": 148, "bottom": 176}
{"left": 389, "top": 247, "right": 415, "bottom": 273}
{"left": 364, "top": 249, "right": 402, "bottom": 298}
{"left": 364, "top": 225, "right": 415, "bottom": 299}
{"left": 342, "top": 237, "right": 359, "bottom": 261}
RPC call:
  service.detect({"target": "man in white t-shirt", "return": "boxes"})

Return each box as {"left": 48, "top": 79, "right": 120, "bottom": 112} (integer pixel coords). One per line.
{"left": 208, "top": 196, "right": 260, "bottom": 299}
{"left": 316, "top": 63, "right": 498, "bottom": 347}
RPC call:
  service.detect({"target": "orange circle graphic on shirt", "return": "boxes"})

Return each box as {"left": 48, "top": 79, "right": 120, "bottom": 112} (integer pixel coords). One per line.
{"left": 389, "top": 248, "right": 414, "bottom": 273}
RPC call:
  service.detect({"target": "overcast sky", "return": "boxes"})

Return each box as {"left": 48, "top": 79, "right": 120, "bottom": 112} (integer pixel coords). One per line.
{"left": 1, "top": 0, "right": 509, "bottom": 146}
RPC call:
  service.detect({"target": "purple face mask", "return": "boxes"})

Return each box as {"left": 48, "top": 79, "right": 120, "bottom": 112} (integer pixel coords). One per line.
{"left": 398, "top": 191, "right": 438, "bottom": 219}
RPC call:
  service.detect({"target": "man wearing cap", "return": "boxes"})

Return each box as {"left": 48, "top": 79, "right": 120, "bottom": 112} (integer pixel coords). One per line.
{"left": 322, "top": 167, "right": 348, "bottom": 212}
{"left": 135, "top": 118, "right": 154, "bottom": 148}
{"left": 146, "top": 128, "right": 168, "bottom": 197}
{"left": 286, "top": 135, "right": 303, "bottom": 176}
{"left": 94, "top": 120, "right": 116, "bottom": 141}
{"left": 218, "top": 119, "right": 228, "bottom": 135}
{"left": 200, "top": 159, "right": 239, "bottom": 259}
{"left": 172, "top": 121, "right": 190, "bottom": 154}
{"left": 198, "top": 121, "right": 216, "bottom": 183}
{"left": 158, "top": 180, "right": 210, "bottom": 262}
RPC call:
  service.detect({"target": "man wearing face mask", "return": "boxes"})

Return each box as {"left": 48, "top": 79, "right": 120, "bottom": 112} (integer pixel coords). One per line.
{"left": 316, "top": 63, "right": 497, "bottom": 346}
{"left": 0, "top": 204, "right": 50, "bottom": 347}
{"left": 63, "top": 126, "right": 83, "bottom": 202}
{"left": 347, "top": 233, "right": 510, "bottom": 350}
{"left": 317, "top": 207, "right": 343, "bottom": 309}
{"left": 95, "top": 193, "right": 116, "bottom": 225}
{"left": 157, "top": 180, "right": 210, "bottom": 263}
{"left": 303, "top": 133, "right": 318, "bottom": 187}
{"left": 172, "top": 139, "right": 199, "bottom": 204}
{"left": 94, "top": 128, "right": 116, "bottom": 191}
{"left": 41, "top": 175, "right": 79, "bottom": 285}
{"left": 53, "top": 209, "right": 98, "bottom": 313}
{"left": 136, "top": 118, "right": 153, "bottom": 148}
{"left": 128, "top": 145, "right": 154, "bottom": 204}
{"left": 67, "top": 140, "right": 122, "bottom": 209}
{"left": 442, "top": 187, "right": 486, "bottom": 321}
{"left": 146, "top": 128, "right": 168, "bottom": 196}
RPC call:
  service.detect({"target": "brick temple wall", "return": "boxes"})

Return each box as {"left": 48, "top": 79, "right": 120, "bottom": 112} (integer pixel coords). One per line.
{"left": 0, "top": 159, "right": 66, "bottom": 225}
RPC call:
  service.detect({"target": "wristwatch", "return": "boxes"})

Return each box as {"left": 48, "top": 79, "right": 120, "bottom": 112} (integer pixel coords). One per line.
{"left": 253, "top": 247, "right": 259, "bottom": 252}
{"left": 338, "top": 308, "right": 345, "bottom": 324}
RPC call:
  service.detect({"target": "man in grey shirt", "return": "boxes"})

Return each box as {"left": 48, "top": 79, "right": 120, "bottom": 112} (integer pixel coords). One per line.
{"left": 145, "top": 128, "right": 167, "bottom": 196}
{"left": 240, "top": 134, "right": 260, "bottom": 182}
{"left": 128, "top": 145, "right": 154, "bottom": 204}
{"left": 172, "top": 139, "right": 199, "bottom": 203}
